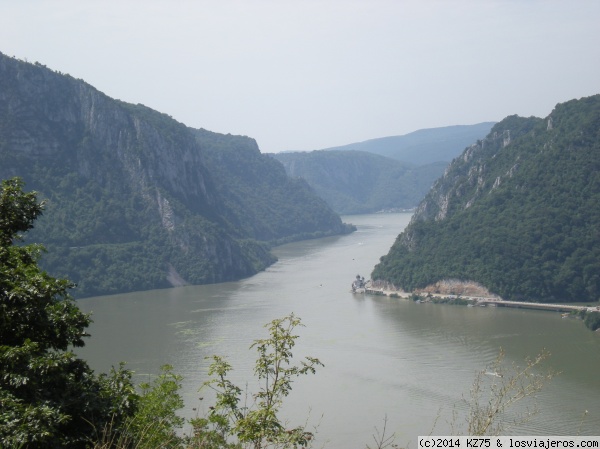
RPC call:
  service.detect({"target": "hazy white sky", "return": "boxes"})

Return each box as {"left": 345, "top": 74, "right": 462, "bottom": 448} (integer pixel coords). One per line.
{"left": 1, "top": 0, "right": 599, "bottom": 153}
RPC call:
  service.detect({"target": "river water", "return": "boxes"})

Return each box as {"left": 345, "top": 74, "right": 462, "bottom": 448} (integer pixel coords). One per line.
{"left": 77, "top": 213, "right": 600, "bottom": 448}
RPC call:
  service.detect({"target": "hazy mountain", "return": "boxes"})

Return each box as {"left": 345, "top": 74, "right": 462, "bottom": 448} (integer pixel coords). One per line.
{"left": 372, "top": 95, "right": 600, "bottom": 303}
{"left": 271, "top": 150, "right": 445, "bottom": 214}
{"left": 270, "top": 123, "right": 494, "bottom": 215}
{"left": 0, "top": 52, "right": 353, "bottom": 298}
{"left": 319, "top": 122, "right": 496, "bottom": 166}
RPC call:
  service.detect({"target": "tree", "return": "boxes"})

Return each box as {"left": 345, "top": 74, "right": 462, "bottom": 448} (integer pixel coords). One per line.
{"left": 195, "top": 314, "right": 323, "bottom": 449}
{"left": 0, "top": 177, "right": 136, "bottom": 448}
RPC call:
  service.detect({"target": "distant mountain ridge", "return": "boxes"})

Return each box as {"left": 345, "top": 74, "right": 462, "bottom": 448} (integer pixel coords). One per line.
{"left": 270, "top": 123, "right": 493, "bottom": 214}
{"left": 0, "top": 52, "right": 353, "bottom": 298}
{"left": 372, "top": 95, "right": 600, "bottom": 303}
{"left": 271, "top": 150, "right": 446, "bottom": 214}
{"left": 318, "top": 122, "right": 496, "bottom": 166}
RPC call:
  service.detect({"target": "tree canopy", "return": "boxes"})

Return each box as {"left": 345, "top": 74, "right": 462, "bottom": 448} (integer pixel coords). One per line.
{"left": 0, "top": 177, "right": 136, "bottom": 448}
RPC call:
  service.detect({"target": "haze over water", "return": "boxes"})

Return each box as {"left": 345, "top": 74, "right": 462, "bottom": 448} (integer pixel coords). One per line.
{"left": 78, "top": 213, "right": 600, "bottom": 448}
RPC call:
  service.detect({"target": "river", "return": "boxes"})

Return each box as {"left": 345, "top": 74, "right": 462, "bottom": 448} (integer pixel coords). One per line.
{"left": 77, "top": 213, "right": 600, "bottom": 448}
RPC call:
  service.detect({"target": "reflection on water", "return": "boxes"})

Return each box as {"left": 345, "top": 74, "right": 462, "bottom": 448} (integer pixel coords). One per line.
{"left": 78, "top": 213, "right": 600, "bottom": 448}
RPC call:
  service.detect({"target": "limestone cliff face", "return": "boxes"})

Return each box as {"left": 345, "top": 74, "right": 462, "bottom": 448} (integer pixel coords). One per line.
{"left": 1, "top": 55, "right": 215, "bottom": 209}
{"left": 396, "top": 116, "right": 544, "bottom": 253}
{"left": 0, "top": 53, "right": 350, "bottom": 297}
{"left": 410, "top": 118, "right": 541, "bottom": 225}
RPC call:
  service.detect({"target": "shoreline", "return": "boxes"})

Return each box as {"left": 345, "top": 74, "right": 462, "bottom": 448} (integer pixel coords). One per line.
{"left": 361, "top": 285, "right": 600, "bottom": 315}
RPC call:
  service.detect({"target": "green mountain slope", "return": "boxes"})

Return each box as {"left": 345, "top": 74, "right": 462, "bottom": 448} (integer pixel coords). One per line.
{"left": 192, "top": 129, "right": 349, "bottom": 242}
{"left": 271, "top": 150, "right": 445, "bottom": 214}
{"left": 372, "top": 95, "right": 600, "bottom": 303}
{"left": 0, "top": 53, "right": 352, "bottom": 298}
{"left": 319, "top": 122, "right": 495, "bottom": 165}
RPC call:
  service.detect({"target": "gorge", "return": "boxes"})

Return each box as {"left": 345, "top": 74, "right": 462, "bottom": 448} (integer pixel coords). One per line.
{"left": 0, "top": 52, "right": 353, "bottom": 298}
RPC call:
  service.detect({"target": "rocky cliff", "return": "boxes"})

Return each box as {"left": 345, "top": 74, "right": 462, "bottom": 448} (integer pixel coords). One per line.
{"left": 0, "top": 52, "right": 352, "bottom": 297}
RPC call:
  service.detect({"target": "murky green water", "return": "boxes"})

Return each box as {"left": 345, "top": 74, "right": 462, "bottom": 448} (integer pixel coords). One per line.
{"left": 78, "top": 213, "right": 600, "bottom": 448}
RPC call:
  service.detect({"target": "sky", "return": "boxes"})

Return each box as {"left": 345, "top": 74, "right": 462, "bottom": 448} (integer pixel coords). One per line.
{"left": 1, "top": 0, "right": 599, "bottom": 153}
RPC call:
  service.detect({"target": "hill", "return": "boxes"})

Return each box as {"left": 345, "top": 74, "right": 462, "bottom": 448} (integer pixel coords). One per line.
{"left": 271, "top": 150, "right": 445, "bottom": 214}
{"left": 319, "top": 122, "right": 495, "bottom": 165}
{"left": 0, "top": 52, "right": 353, "bottom": 298}
{"left": 372, "top": 95, "right": 600, "bottom": 303}
{"left": 270, "top": 123, "right": 494, "bottom": 214}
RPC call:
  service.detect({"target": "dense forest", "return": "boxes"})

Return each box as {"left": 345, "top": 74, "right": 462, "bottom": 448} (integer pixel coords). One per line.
{"left": 373, "top": 95, "right": 600, "bottom": 303}
{"left": 0, "top": 53, "right": 353, "bottom": 298}
{"left": 192, "top": 128, "right": 349, "bottom": 242}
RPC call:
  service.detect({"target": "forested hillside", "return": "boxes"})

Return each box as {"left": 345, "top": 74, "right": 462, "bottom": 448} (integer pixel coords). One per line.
{"left": 0, "top": 53, "right": 352, "bottom": 298}
{"left": 373, "top": 95, "right": 600, "bottom": 303}
{"left": 192, "top": 129, "right": 348, "bottom": 242}
{"left": 271, "top": 150, "right": 445, "bottom": 214}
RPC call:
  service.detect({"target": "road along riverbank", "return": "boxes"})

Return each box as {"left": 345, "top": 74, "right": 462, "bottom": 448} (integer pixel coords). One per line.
{"left": 363, "top": 280, "right": 600, "bottom": 314}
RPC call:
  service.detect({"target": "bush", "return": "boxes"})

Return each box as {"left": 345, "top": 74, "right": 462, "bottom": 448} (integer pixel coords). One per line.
{"left": 584, "top": 311, "right": 600, "bottom": 331}
{"left": 193, "top": 314, "right": 323, "bottom": 449}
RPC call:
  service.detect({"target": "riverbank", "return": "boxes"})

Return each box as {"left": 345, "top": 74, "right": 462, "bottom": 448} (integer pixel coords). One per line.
{"left": 364, "top": 280, "right": 600, "bottom": 328}
{"left": 78, "top": 212, "right": 600, "bottom": 444}
{"left": 366, "top": 284, "right": 600, "bottom": 312}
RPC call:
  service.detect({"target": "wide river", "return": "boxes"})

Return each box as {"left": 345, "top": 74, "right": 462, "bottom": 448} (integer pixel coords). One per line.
{"left": 78, "top": 213, "right": 600, "bottom": 448}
